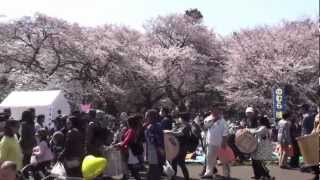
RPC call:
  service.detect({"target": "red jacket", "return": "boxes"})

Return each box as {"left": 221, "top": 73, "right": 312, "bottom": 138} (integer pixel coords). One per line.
{"left": 120, "top": 128, "right": 136, "bottom": 150}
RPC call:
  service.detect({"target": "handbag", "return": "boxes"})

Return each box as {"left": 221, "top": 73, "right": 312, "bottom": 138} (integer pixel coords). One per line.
{"left": 163, "top": 161, "right": 175, "bottom": 179}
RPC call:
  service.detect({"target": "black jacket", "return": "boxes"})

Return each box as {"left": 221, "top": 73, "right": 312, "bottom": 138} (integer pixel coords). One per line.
{"left": 161, "top": 116, "right": 173, "bottom": 130}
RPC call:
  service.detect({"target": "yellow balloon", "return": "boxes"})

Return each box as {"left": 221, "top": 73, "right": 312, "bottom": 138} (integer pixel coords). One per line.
{"left": 82, "top": 155, "right": 107, "bottom": 180}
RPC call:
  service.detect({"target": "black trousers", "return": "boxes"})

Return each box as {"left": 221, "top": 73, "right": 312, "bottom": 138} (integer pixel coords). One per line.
{"left": 127, "top": 164, "right": 141, "bottom": 180}
{"left": 172, "top": 150, "right": 189, "bottom": 180}
{"left": 289, "top": 140, "right": 300, "bottom": 168}
{"left": 252, "top": 159, "right": 270, "bottom": 178}
{"left": 147, "top": 164, "right": 162, "bottom": 180}
{"left": 313, "top": 165, "right": 320, "bottom": 179}
{"left": 23, "top": 153, "right": 32, "bottom": 166}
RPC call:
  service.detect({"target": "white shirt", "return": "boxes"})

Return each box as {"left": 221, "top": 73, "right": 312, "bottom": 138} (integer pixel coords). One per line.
{"left": 206, "top": 115, "right": 228, "bottom": 146}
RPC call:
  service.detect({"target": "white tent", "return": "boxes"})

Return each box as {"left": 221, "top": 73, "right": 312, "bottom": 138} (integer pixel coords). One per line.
{"left": 0, "top": 90, "right": 70, "bottom": 127}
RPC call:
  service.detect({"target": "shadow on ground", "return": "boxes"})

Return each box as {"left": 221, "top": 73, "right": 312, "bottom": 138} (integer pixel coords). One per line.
{"left": 172, "top": 175, "right": 240, "bottom": 180}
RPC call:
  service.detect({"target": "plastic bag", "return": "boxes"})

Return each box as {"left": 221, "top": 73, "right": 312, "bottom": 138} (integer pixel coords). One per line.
{"left": 30, "top": 155, "right": 38, "bottom": 165}
{"left": 51, "top": 162, "right": 66, "bottom": 177}
{"left": 163, "top": 161, "right": 175, "bottom": 179}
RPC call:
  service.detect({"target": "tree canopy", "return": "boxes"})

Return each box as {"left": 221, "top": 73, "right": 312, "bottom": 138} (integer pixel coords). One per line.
{"left": 0, "top": 11, "right": 318, "bottom": 116}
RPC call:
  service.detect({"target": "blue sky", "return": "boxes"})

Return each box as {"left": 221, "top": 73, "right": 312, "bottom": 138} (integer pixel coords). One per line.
{"left": 0, "top": 0, "right": 318, "bottom": 35}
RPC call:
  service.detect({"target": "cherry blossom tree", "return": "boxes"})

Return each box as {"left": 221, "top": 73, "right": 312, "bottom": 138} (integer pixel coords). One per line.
{"left": 224, "top": 18, "right": 319, "bottom": 113}
{"left": 144, "top": 11, "right": 226, "bottom": 109}
{"left": 0, "top": 12, "right": 317, "bottom": 115}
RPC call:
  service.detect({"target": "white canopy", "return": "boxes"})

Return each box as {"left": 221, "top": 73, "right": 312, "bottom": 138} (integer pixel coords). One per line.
{"left": 0, "top": 90, "right": 70, "bottom": 127}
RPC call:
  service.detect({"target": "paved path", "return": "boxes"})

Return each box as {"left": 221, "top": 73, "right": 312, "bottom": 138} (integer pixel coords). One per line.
{"left": 112, "top": 164, "right": 314, "bottom": 180}
{"left": 175, "top": 164, "right": 314, "bottom": 180}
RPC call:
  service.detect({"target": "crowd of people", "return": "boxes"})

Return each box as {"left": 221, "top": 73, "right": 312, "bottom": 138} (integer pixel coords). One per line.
{"left": 0, "top": 102, "right": 318, "bottom": 180}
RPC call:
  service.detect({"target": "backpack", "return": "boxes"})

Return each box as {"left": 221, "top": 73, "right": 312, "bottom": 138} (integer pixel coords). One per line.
{"left": 186, "top": 122, "right": 202, "bottom": 153}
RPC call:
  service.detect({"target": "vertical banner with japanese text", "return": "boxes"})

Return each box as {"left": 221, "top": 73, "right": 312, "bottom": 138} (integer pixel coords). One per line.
{"left": 273, "top": 86, "right": 286, "bottom": 120}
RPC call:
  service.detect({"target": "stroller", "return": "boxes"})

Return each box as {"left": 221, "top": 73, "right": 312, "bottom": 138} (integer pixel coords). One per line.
{"left": 20, "top": 161, "right": 52, "bottom": 180}
{"left": 20, "top": 158, "right": 107, "bottom": 180}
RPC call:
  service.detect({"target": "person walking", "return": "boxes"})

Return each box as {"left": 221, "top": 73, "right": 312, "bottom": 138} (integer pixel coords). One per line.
{"left": 245, "top": 107, "right": 258, "bottom": 128}
{"left": 86, "top": 110, "right": 112, "bottom": 156}
{"left": 201, "top": 103, "right": 228, "bottom": 179}
{"left": 170, "top": 112, "right": 191, "bottom": 180}
{"left": 60, "top": 116, "right": 85, "bottom": 177}
{"left": 250, "top": 117, "right": 274, "bottom": 180}
{"left": 116, "top": 115, "right": 143, "bottom": 180}
{"left": 277, "top": 112, "right": 292, "bottom": 168}
{"left": 160, "top": 107, "right": 174, "bottom": 131}
{"left": 289, "top": 115, "right": 301, "bottom": 168}
{"left": 144, "top": 109, "right": 165, "bottom": 180}
{"left": 300, "top": 104, "right": 315, "bottom": 136}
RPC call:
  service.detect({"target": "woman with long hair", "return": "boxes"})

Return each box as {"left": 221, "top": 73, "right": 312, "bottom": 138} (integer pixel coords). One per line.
{"left": 144, "top": 109, "right": 164, "bottom": 180}
{"left": 116, "top": 115, "right": 143, "bottom": 180}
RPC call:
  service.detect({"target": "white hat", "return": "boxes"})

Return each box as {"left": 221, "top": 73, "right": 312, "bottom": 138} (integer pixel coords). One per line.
{"left": 245, "top": 107, "right": 254, "bottom": 113}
